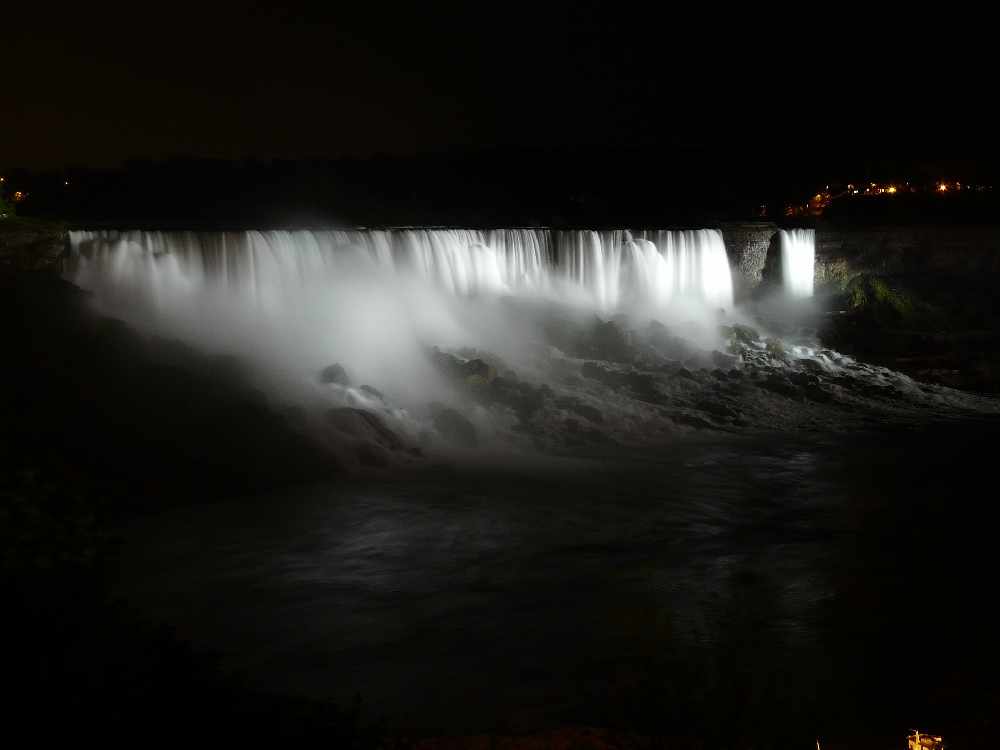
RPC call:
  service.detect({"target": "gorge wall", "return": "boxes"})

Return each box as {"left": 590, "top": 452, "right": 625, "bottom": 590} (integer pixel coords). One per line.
{"left": 813, "top": 223, "right": 1000, "bottom": 283}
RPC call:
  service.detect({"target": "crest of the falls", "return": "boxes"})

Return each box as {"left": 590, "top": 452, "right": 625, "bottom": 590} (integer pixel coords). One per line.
{"left": 68, "top": 227, "right": 734, "bottom": 312}
{"left": 779, "top": 228, "right": 816, "bottom": 298}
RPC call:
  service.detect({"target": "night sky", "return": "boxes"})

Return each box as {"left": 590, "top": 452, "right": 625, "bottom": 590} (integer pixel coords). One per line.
{"left": 6, "top": 3, "right": 996, "bottom": 173}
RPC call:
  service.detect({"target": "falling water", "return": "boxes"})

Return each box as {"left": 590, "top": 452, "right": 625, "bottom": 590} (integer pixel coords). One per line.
{"left": 68, "top": 228, "right": 734, "bottom": 311}
{"left": 779, "top": 229, "right": 816, "bottom": 298}
{"left": 65, "top": 227, "right": 735, "bottom": 404}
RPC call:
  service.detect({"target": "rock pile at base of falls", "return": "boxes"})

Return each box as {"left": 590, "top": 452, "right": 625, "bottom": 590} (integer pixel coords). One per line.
{"left": 428, "top": 403, "right": 478, "bottom": 446}
{"left": 326, "top": 407, "right": 415, "bottom": 467}
{"left": 322, "top": 313, "right": 1000, "bottom": 461}
{"left": 319, "top": 363, "right": 351, "bottom": 386}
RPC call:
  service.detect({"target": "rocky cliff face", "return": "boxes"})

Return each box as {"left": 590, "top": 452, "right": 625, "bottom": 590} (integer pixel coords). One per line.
{"left": 811, "top": 223, "right": 1000, "bottom": 392}
{"left": 0, "top": 219, "right": 68, "bottom": 271}
{"left": 814, "top": 223, "right": 1000, "bottom": 285}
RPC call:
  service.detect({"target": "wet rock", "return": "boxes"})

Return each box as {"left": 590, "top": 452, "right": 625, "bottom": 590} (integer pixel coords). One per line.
{"left": 712, "top": 350, "right": 738, "bottom": 369}
{"left": 555, "top": 395, "right": 604, "bottom": 423}
{"left": 581, "top": 361, "right": 618, "bottom": 385}
{"left": 623, "top": 371, "right": 662, "bottom": 401}
{"left": 798, "top": 358, "right": 827, "bottom": 374}
{"left": 720, "top": 323, "right": 760, "bottom": 349}
{"left": 359, "top": 384, "right": 385, "bottom": 402}
{"left": 759, "top": 374, "right": 800, "bottom": 398}
{"left": 670, "top": 412, "right": 717, "bottom": 430}
{"left": 803, "top": 383, "right": 834, "bottom": 403}
{"left": 429, "top": 348, "right": 465, "bottom": 377}
{"left": 585, "top": 319, "right": 633, "bottom": 362}
{"left": 579, "top": 362, "right": 658, "bottom": 398}
{"left": 695, "top": 398, "right": 739, "bottom": 420}
{"left": 319, "top": 363, "right": 351, "bottom": 386}
{"left": 674, "top": 367, "right": 700, "bottom": 382}
{"left": 429, "top": 403, "right": 478, "bottom": 446}
{"left": 787, "top": 371, "right": 818, "bottom": 387}
{"left": 485, "top": 377, "right": 551, "bottom": 420}
{"left": 326, "top": 407, "right": 404, "bottom": 451}
{"left": 461, "top": 358, "right": 497, "bottom": 385}
{"left": 430, "top": 348, "right": 500, "bottom": 386}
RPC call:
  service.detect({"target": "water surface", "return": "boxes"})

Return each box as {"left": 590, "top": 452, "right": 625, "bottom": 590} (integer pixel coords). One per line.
{"left": 115, "top": 419, "right": 1000, "bottom": 743}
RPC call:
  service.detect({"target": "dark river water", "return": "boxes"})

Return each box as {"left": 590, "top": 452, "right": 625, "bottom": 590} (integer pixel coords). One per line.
{"left": 114, "top": 417, "right": 1000, "bottom": 745}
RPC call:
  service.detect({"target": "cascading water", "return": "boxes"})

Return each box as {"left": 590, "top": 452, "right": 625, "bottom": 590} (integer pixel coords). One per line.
{"left": 69, "top": 227, "right": 734, "bottom": 311}
{"left": 779, "top": 228, "right": 816, "bottom": 298}
{"left": 66, "top": 227, "right": 736, "bottom": 425}
{"left": 61, "top": 226, "right": 998, "bottom": 461}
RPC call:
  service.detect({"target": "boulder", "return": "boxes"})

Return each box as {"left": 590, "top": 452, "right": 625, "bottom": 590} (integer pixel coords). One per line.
{"left": 429, "top": 403, "right": 478, "bottom": 446}
{"left": 695, "top": 398, "right": 739, "bottom": 420}
{"left": 319, "top": 363, "right": 351, "bottom": 386}
{"left": 429, "top": 348, "right": 499, "bottom": 386}
{"left": 482, "top": 376, "right": 552, "bottom": 421}
{"left": 586, "top": 319, "right": 633, "bottom": 362}
{"left": 674, "top": 367, "right": 700, "bottom": 382}
{"left": 326, "top": 408, "right": 404, "bottom": 451}
{"left": 460, "top": 358, "right": 497, "bottom": 385}
{"left": 712, "top": 350, "right": 738, "bottom": 369}
{"left": 720, "top": 324, "right": 761, "bottom": 352}
{"left": 670, "top": 412, "right": 717, "bottom": 430}
{"left": 359, "top": 384, "right": 385, "bottom": 402}
{"left": 555, "top": 395, "right": 604, "bottom": 423}
{"left": 581, "top": 361, "right": 617, "bottom": 384}
{"left": 759, "top": 374, "right": 799, "bottom": 398}
{"left": 798, "top": 358, "right": 827, "bottom": 374}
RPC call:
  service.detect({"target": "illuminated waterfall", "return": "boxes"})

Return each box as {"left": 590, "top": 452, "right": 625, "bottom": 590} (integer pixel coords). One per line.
{"left": 779, "top": 229, "right": 815, "bottom": 298}
{"left": 68, "top": 228, "right": 734, "bottom": 311}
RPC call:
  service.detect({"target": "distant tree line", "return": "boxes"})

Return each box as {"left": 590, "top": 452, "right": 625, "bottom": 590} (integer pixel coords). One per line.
{"left": 6, "top": 150, "right": 1000, "bottom": 229}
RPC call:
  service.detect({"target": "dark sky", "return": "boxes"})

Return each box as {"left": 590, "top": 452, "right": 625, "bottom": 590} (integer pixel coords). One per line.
{"left": 4, "top": 3, "right": 996, "bottom": 170}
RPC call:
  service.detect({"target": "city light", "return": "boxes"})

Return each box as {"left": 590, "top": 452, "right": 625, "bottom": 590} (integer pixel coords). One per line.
{"left": 792, "top": 177, "right": 991, "bottom": 216}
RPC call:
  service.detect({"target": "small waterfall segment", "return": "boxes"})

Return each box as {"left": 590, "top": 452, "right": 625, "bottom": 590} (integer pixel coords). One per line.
{"left": 68, "top": 228, "right": 734, "bottom": 312}
{"left": 779, "top": 228, "right": 816, "bottom": 298}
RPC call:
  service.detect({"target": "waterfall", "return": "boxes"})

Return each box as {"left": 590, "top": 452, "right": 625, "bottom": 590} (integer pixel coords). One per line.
{"left": 69, "top": 227, "right": 734, "bottom": 312}
{"left": 63, "top": 226, "right": 737, "bottom": 416}
{"left": 779, "top": 229, "right": 815, "bottom": 298}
